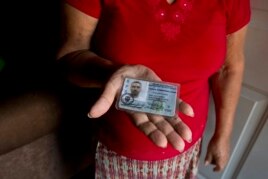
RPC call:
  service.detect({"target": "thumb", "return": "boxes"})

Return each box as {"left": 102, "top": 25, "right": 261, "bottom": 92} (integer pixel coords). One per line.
{"left": 88, "top": 95, "right": 114, "bottom": 118}
{"left": 88, "top": 78, "right": 122, "bottom": 118}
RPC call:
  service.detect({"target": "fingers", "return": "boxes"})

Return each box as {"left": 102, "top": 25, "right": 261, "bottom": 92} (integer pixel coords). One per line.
{"left": 177, "top": 100, "right": 194, "bottom": 117}
{"left": 205, "top": 152, "right": 213, "bottom": 167}
{"left": 205, "top": 148, "right": 227, "bottom": 172}
{"left": 213, "top": 165, "right": 222, "bottom": 172}
{"left": 152, "top": 116, "right": 185, "bottom": 151}
{"left": 166, "top": 0, "right": 176, "bottom": 5}
{"left": 132, "top": 113, "right": 167, "bottom": 148}
{"left": 88, "top": 76, "right": 122, "bottom": 118}
{"left": 149, "top": 130, "right": 168, "bottom": 148}
{"left": 132, "top": 113, "right": 191, "bottom": 152}
{"left": 152, "top": 116, "right": 174, "bottom": 135}
{"left": 166, "top": 132, "right": 185, "bottom": 152}
{"left": 212, "top": 157, "right": 227, "bottom": 172}
{"left": 205, "top": 155, "right": 223, "bottom": 172}
{"left": 168, "top": 116, "right": 192, "bottom": 143}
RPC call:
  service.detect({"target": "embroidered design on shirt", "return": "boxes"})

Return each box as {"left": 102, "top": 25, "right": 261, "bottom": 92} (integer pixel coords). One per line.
{"left": 148, "top": 0, "right": 194, "bottom": 41}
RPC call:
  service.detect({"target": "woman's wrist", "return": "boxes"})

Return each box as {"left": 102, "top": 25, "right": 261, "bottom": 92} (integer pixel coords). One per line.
{"left": 212, "top": 130, "right": 232, "bottom": 143}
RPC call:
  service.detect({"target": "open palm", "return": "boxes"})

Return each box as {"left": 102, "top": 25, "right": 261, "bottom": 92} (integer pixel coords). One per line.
{"left": 88, "top": 64, "right": 194, "bottom": 151}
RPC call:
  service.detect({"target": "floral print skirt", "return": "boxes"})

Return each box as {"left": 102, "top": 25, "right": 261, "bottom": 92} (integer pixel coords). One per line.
{"left": 95, "top": 139, "right": 201, "bottom": 179}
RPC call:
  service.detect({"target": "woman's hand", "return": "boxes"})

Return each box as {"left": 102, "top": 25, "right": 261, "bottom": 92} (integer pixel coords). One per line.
{"left": 88, "top": 64, "right": 194, "bottom": 151}
{"left": 205, "top": 136, "right": 230, "bottom": 172}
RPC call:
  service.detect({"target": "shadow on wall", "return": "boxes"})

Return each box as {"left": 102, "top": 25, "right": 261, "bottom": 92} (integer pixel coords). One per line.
{"left": 0, "top": 1, "right": 100, "bottom": 177}
{"left": 0, "top": 0, "right": 62, "bottom": 92}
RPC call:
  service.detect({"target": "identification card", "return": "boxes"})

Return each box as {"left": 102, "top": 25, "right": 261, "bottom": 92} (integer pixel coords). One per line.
{"left": 116, "top": 77, "right": 179, "bottom": 117}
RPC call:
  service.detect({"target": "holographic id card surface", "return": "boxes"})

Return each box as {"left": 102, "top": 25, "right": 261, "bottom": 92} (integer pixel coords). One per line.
{"left": 117, "top": 77, "right": 179, "bottom": 117}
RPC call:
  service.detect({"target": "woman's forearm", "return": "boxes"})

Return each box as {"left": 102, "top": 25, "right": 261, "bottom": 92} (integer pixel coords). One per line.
{"left": 210, "top": 59, "right": 244, "bottom": 141}
{"left": 57, "top": 50, "right": 119, "bottom": 88}
{"left": 210, "top": 26, "right": 247, "bottom": 141}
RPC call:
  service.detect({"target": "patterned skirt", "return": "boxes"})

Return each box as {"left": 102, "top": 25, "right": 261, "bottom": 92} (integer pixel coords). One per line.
{"left": 95, "top": 139, "right": 201, "bottom": 179}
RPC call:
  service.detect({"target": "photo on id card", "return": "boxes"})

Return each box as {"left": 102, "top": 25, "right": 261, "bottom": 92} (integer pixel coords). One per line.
{"left": 116, "top": 77, "right": 179, "bottom": 117}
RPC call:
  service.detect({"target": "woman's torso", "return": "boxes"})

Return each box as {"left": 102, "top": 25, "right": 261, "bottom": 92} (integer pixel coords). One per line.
{"left": 91, "top": 0, "right": 227, "bottom": 160}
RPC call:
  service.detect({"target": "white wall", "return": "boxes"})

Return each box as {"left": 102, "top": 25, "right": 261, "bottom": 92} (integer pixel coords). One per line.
{"left": 243, "top": 0, "right": 268, "bottom": 93}
{"left": 236, "top": 0, "right": 268, "bottom": 178}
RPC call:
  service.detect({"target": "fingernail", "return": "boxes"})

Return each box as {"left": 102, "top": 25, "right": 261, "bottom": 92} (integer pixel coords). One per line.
{"left": 159, "top": 144, "right": 167, "bottom": 149}
{"left": 187, "top": 138, "right": 192, "bottom": 143}
{"left": 177, "top": 146, "right": 184, "bottom": 152}
{"left": 205, "top": 161, "right": 209, "bottom": 166}
{"left": 178, "top": 148, "right": 184, "bottom": 152}
{"left": 189, "top": 110, "right": 194, "bottom": 117}
{"left": 87, "top": 113, "right": 93, "bottom": 118}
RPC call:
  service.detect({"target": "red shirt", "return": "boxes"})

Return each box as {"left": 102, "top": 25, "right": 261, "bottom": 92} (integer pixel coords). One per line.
{"left": 66, "top": 0, "right": 250, "bottom": 160}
